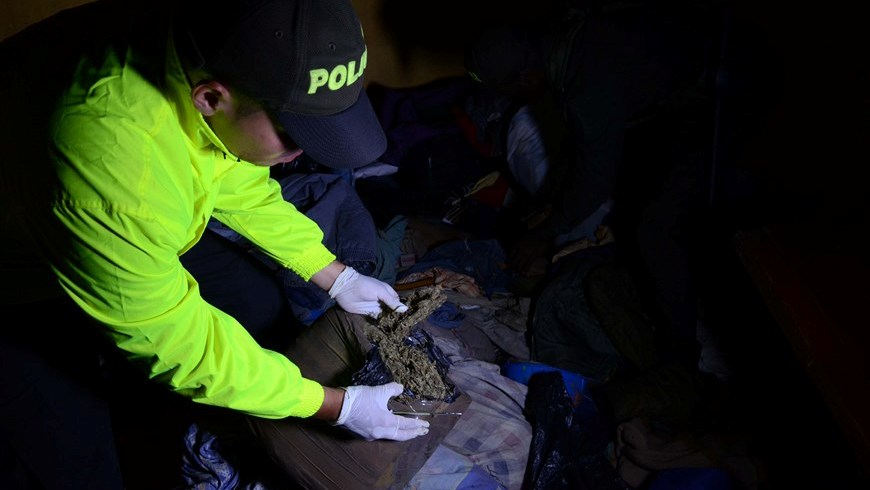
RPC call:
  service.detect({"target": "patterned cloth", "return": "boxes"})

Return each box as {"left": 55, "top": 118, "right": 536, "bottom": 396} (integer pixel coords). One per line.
{"left": 407, "top": 320, "right": 533, "bottom": 490}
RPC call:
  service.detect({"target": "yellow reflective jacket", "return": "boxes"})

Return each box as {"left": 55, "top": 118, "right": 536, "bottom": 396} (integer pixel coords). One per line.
{"left": 1, "top": 27, "right": 335, "bottom": 419}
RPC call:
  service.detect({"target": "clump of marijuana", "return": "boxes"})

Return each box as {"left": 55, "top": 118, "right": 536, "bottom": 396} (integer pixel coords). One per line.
{"left": 362, "top": 285, "right": 452, "bottom": 401}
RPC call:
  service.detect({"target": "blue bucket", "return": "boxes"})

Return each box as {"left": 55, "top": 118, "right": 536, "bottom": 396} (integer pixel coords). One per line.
{"left": 502, "top": 360, "right": 587, "bottom": 403}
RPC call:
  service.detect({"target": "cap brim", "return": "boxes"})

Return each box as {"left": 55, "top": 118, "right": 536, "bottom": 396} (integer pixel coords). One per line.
{"left": 276, "top": 90, "right": 387, "bottom": 169}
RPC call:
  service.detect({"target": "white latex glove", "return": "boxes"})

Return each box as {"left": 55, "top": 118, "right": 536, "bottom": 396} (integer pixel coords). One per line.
{"left": 328, "top": 266, "right": 408, "bottom": 318}
{"left": 335, "top": 382, "right": 430, "bottom": 441}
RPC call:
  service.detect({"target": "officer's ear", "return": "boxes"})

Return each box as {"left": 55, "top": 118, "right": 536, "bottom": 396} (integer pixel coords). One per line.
{"left": 190, "top": 79, "right": 233, "bottom": 117}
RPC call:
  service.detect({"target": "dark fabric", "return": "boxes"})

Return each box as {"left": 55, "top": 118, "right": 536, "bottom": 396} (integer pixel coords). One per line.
{"left": 597, "top": 360, "right": 702, "bottom": 429}
{"left": 542, "top": 6, "right": 712, "bottom": 234}
{"left": 466, "top": 24, "right": 541, "bottom": 86}
{"left": 530, "top": 244, "right": 625, "bottom": 383}
{"left": 463, "top": 87, "right": 523, "bottom": 160}
{"left": 276, "top": 170, "right": 377, "bottom": 323}
{"left": 584, "top": 260, "right": 661, "bottom": 372}
{"left": 369, "top": 77, "right": 474, "bottom": 151}
{"left": 276, "top": 172, "right": 377, "bottom": 273}
{"left": 0, "top": 298, "right": 123, "bottom": 490}
{"left": 357, "top": 78, "right": 501, "bottom": 225}
{"left": 519, "top": 6, "right": 711, "bottom": 366}
{"left": 398, "top": 238, "right": 514, "bottom": 296}
{"left": 612, "top": 100, "right": 709, "bottom": 358}
{"left": 0, "top": 232, "right": 295, "bottom": 488}
{"left": 469, "top": 4, "right": 713, "bottom": 364}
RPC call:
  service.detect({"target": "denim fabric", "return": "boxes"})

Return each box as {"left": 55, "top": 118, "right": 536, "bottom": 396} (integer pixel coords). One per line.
{"left": 398, "top": 238, "right": 514, "bottom": 297}
{"left": 276, "top": 172, "right": 378, "bottom": 324}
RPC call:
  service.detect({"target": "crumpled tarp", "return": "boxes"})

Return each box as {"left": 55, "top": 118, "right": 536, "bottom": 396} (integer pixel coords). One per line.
{"left": 181, "top": 423, "right": 266, "bottom": 490}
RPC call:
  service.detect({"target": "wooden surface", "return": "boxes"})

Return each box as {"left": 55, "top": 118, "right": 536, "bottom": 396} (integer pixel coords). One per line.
{"left": 734, "top": 222, "right": 870, "bottom": 476}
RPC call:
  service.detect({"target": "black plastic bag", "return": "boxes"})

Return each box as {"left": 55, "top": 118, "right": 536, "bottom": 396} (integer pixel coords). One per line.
{"left": 351, "top": 328, "right": 459, "bottom": 403}
{"left": 522, "top": 371, "right": 630, "bottom": 490}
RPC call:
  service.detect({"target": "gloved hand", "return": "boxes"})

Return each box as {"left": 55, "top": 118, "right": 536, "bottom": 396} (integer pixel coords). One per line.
{"left": 328, "top": 266, "right": 408, "bottom": 317}
{"left": 335, "top": 382, "right": 430, "bottom": 441}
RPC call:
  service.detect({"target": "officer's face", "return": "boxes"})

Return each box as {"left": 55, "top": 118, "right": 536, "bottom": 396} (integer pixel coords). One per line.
{"left": 204, "top": 89, "right": 302, "bottom": 167}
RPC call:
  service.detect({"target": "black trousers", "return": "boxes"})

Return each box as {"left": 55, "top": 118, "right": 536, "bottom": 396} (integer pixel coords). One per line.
{"left": 0, "top": 230, "right": 297, "bottom": 489}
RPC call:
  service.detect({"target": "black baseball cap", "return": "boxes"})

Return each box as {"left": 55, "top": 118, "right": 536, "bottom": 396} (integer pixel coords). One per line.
{"left": 176, "top": 0, "right": 386, "bottom": 169}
